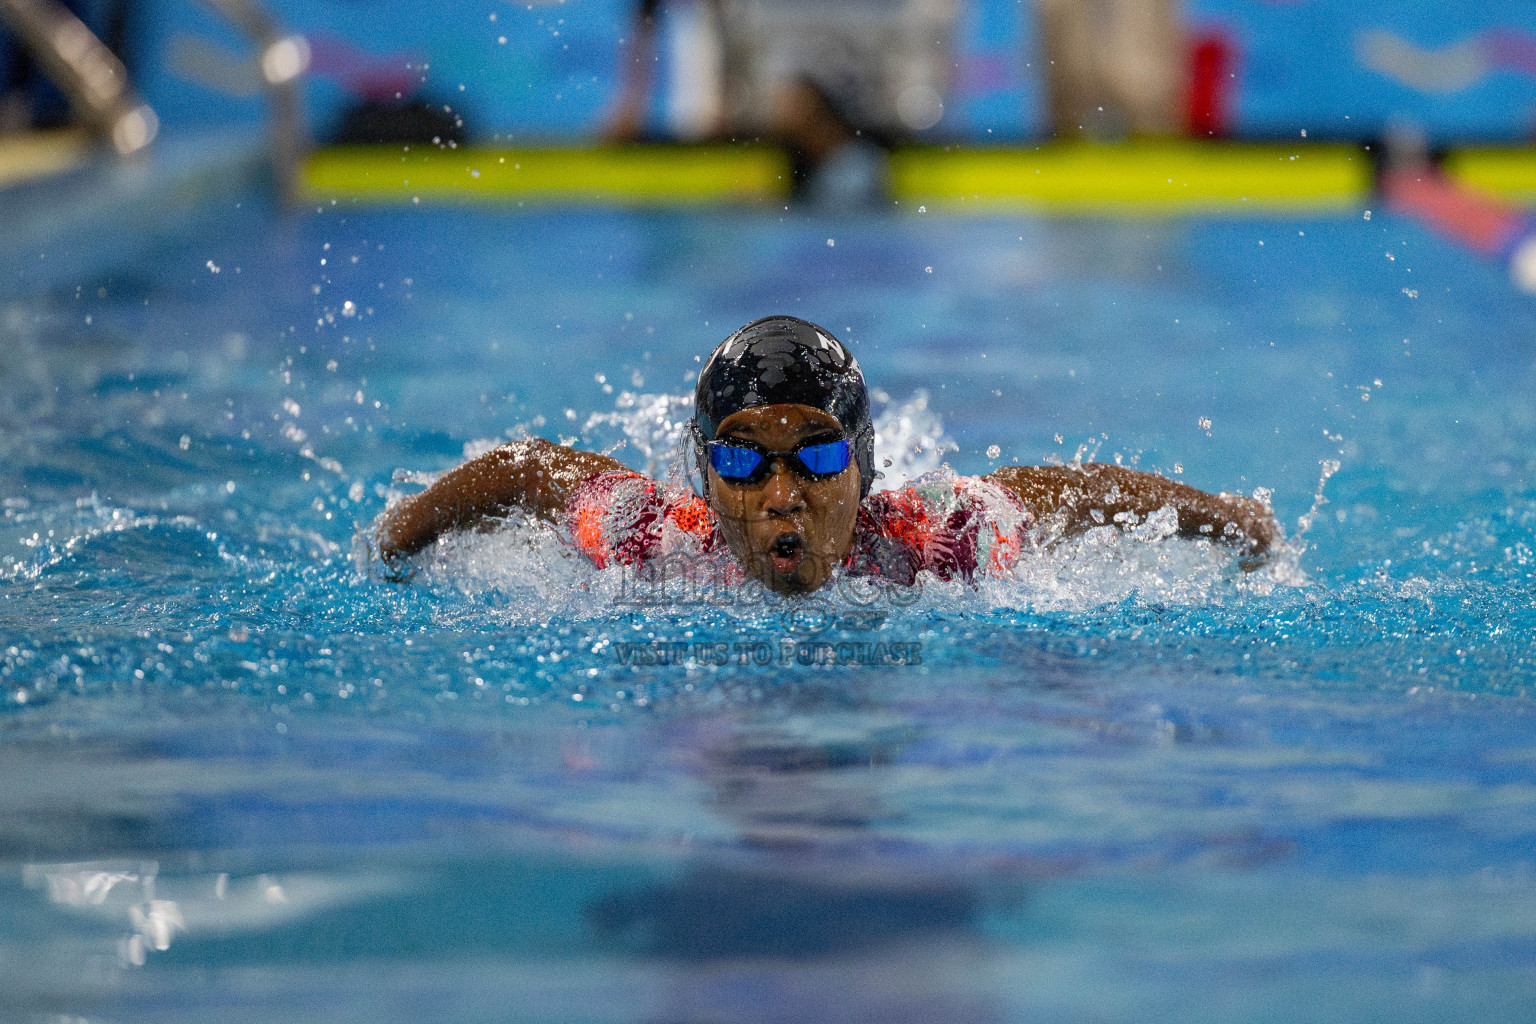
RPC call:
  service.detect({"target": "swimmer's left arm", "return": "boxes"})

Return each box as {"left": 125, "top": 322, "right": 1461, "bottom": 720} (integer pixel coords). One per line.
{"left": 376, "top": 439, "right": 626, "bottom": 562}
{"left": 985, "top": 464, "right": 1278, "bottom": 559}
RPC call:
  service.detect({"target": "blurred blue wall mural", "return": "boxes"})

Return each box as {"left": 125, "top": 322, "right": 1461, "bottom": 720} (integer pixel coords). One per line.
{"left": 1192, "top": 0, "right": 1536, "bottom": 143}
{"left": 8, "top": 0, "right": 1536, "bottom": 144}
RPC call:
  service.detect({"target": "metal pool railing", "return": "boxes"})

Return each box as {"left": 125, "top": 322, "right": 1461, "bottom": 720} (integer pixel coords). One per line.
{"left": 194, "top": 0, "right": 310, "bottom": 204}
{"left": 1, "top": 0, "right": 307, "bottom": 203}
{"left": 0, "top": 0, "right": 157, "bottom": 155}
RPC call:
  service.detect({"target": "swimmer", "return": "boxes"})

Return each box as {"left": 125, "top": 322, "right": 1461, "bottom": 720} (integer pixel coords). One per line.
{"left": 376, "top": 316, "right": 1277, "bottom": 593}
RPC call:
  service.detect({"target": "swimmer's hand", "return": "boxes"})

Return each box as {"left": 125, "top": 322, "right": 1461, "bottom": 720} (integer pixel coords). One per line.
{"left": 985, "top": 463, "right": 1278, "bottom": 566}
{"left": 375, "top": 439, "right": 625, "bottom": 565}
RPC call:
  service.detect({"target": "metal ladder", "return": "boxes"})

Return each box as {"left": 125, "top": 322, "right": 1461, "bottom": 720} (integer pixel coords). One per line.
{"left": 0, "top": 0, "right": 157, "bottom": 154}
{"left": 1, "top": 0, "right": 308, "bottom": 201}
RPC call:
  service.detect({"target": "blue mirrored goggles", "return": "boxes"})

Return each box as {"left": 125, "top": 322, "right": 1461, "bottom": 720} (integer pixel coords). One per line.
{"left": 705, "top": 436, "right": 854, "bottom": 485}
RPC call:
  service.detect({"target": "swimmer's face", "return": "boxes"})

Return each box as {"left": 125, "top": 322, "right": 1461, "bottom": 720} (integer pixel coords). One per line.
{"left": 707, "top": 404, "right": 862, "bottom": 594}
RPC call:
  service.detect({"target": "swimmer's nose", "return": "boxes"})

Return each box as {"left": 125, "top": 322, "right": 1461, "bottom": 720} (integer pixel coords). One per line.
{"left": 762, "top": 459, "right": 806, "bottom": 516}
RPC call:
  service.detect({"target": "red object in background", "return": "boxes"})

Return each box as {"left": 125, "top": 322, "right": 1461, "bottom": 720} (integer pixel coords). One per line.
{"left": 1383, "top": 167, "right": 1527, "bottom": 257}
{"left": 1187, "top": 31, "right": 1235, "bottom": 138}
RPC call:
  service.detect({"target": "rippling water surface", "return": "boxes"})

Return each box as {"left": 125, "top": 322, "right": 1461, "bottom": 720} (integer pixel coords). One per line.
{"left": 1, "top": 183, "right": 1534, "bottom": 1022}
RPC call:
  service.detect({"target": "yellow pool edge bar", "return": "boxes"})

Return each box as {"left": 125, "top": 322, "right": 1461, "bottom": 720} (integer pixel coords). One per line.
{"left": 303, "top": 144, "right": 792, "bottom": 206}
{"left": 0, "top": 128, "right": 91, "bottom": 190}
{"left": 300, "top": 140, "right": 1376, "bottom": 213}
{"left": 1443, "top": 148, "right": 1536, "bottom": 205}
{"left": 891, "top": 141, "right": 1368, "bottom": 213}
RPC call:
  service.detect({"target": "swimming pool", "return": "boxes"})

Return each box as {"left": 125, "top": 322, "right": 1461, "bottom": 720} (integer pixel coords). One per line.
{"left": 2, "top": 168, "right": 1534, "bottom": 1022}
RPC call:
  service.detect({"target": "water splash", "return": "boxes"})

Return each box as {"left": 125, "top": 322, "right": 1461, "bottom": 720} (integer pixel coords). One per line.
{"left": 365, "top": 387, "right": 1312, "bottom": 618}
{"left": 870, "top": 389, "right": 956, "bottom": 491}
{"left": 1271, "top": 458, "right": 1342, "bottom": 588}
{"left": 1292, "top": 458, "right": 1342, "bottom": 546}
{"left": 582, "top": 391, "right": 694, "bottom": 477}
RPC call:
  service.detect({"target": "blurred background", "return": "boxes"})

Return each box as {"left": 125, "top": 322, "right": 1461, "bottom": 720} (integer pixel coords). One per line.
{"left": 7, "top": 0, "right": 1536, "bottom": 199}
{"left": 12, "top": 0, "right": 1536, "bottom": 144}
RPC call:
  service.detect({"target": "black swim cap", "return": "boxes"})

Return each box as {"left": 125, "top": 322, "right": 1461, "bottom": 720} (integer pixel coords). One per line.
{"left": 692, "top": 315, "right": 876, "bottom": 497}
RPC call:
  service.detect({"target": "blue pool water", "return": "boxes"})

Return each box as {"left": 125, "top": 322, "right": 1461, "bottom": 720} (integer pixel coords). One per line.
{"left": 2, "top": 171, "right": 1535, "bottom": 1022}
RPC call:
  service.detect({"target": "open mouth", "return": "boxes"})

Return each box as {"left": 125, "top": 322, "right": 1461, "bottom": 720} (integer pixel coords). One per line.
{"left": 769, "top": 532, "right": 805, "bottom": 576}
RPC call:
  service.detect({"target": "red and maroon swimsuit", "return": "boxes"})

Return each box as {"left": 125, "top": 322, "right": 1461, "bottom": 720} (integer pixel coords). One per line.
{"left": 565, "top": 470, "right": 1034, "bottom": 584}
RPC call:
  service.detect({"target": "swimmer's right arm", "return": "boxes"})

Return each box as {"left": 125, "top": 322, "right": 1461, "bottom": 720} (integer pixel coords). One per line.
{"left": 375, "top": 439, "right": 626, "bottom": 562}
